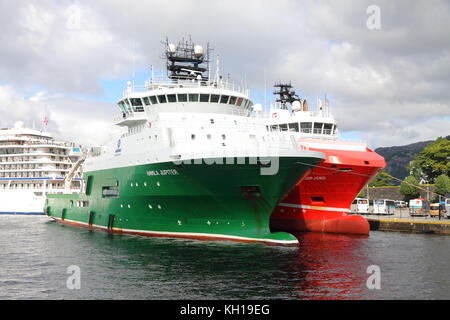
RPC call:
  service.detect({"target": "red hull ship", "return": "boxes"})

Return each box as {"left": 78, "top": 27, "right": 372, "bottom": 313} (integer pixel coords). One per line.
{"left": 265, "top": 83, "right": 386, "bottom": 235}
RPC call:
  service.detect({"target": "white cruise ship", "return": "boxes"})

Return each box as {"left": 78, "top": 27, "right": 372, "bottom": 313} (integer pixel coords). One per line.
{"left": 0, "top": 121, "right": 84, "bottom": 215}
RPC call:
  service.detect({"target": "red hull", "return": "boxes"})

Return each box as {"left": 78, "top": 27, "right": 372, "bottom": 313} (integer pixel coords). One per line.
{"left": 271, "top": 140, "right": 386, "bottom": 235}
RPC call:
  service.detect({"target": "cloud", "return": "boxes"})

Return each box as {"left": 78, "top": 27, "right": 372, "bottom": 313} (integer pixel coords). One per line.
{"left": 0, "top": 85, "right": 119, "bottom": 146}
{"left": 0, "top": 0, "right": 448, "bottom": 149}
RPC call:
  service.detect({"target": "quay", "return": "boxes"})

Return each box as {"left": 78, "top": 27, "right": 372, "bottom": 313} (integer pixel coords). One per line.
{"left": 359, "top": 209, "right": 450, "bottom": 235}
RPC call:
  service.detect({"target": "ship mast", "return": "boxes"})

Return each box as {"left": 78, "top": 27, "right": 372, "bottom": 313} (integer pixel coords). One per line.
{"left": 163, "top": 36, "right": 211, "bottom": 83}
{"left": 273, "top": 82, "right": 300, "bottom": 110}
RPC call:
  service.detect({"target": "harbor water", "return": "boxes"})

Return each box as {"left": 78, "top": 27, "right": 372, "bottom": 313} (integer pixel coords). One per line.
{"left": 0, "top": 215, "right": 449, "bottom": 300}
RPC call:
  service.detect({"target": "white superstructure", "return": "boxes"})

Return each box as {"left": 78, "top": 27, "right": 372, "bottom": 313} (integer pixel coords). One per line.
{"left": 0, "top": 121, "right": 83, "bottom": 214}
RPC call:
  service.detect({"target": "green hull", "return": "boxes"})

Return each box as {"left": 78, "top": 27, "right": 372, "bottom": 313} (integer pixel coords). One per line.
{"left": 45, "top": 156, "right": 321, "bottom": 245}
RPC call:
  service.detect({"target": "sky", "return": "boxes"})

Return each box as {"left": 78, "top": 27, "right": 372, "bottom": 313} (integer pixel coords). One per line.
{"left": 0, "top": 0, "right": 449, "bottom": 149}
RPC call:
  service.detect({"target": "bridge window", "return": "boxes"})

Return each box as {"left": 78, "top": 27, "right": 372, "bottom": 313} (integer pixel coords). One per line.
{"left": 142, "top": 97, "right": 150, "bottom": 105}
{"left": 220, "top": 95, "right": 229, "bottom": 104}
{"left": 124, "top": 99, "right": 132, "bottom": 112}
{"left": 279, "top": 124, "right": 288, "bottom": 131}
{"left": 288, "top": 123, "right": 299, "bottom": 132}
{"left": 229, "top": 96, "right": 237, "bottom": 105}
{"left": 333, "top": 125, "right": 337, "bottom": 134}
{"left": 323, "top": 123, "right": 333, "bottom": 135}
{"left": 210, "top": 94, "right": 220, "bottom": 103}
{"left": 270, "top": 125, "right": 278, "bottom": 131}
{"left": 200, "top": 94, "right": 210, "bottom": 102}
{"left": 130, "top": 98, "right": 143, "bottom": 106}
{"left": 177, "top": 94, "right": 187, "bottom": 102}
{"left": 189, "top": 94, "right": 199, "bottom": 102}
{"left": 167, "top": 94, "right": 177, "bottom": 103}
{"left": 157, "top": 95, "right": 167, "bottom": 103}
{"left": 300, "top": 122, "right": 312, "bottom": 133}
{"left": 236, "top": 97, "right": 243, "bottom": 106}
{"left": 313, "top": 123, "right": 323, "bottom": 134}
{"left": 149, "top": 96, "right": 158, "bottom": 104}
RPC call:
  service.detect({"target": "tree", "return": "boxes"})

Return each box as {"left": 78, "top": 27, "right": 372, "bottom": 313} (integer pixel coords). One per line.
{"left": 408, "top": 137, "right": 450, "bottom": 183}
{"left": 399, "top": 175, "right": 420, "bottom": 200}
{"left": 434, "top": 174, "right": 450, "bottom": 197}
{"left": 369, "top": 169, "right": 395, "bottom": 187}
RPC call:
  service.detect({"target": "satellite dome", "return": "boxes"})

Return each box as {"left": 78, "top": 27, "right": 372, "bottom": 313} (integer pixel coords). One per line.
{"left": 14, "top": 121, "right": 25, "bottom": 129}
{"left": 253, "top": 103, "right": 262, "bottom": 112}
{"left": 291, "top": 100, "right": 301, "bottom": 111}
{"left": 167, "top": 43, "right": 176, "bottom": 54}
{"left": 194, "top": 45, "right": 204, "bottom": 57}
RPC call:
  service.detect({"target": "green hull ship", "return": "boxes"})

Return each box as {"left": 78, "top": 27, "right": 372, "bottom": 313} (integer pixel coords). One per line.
{"left": 46, "top": 156, "right": 322, "bottom": 245}
{"left": 45, "top": 38, "right": 324, "bottom": 245}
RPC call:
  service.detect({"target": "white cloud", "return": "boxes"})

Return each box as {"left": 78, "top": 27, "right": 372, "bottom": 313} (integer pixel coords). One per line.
{"left": 0, "top": 0, "right": 448, "bottom": 149}
{"left": 0, "top": 85, "right": 118, "bottom": 146}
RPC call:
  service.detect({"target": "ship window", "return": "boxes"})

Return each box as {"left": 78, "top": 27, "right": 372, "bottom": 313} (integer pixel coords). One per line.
{"left": 311, "top": 196, "right": 325, "bottom": 203}
{"left": 191, "top": 134, "right": 196, "bottom": 140}
{"left": 229, "top": 96, "right": 237, "bottom": 105}
{"left": 323, "top": 123, "right": 333, "bottom": 134}
{"left": 189, "top": 94, "right": 199, "bottom": 102}
{"left": 177, "top": 94, "right": 187, "bottom": 102}
{"left": 279, "top": 124, "right": 288, "bottom": 131}
{"left": 288, "top": 123, "right": 299, "bottom": 132}
{"left": 124, "top": 99, "right": 132, "bottom": 112}
{"left": 150, "top": 96, "right": 158, "bottom": 104}
{"left": 313, "top": 122, "right": 323, "bottom": 134}
{"left": 142, "top": 97, "right": 150, "bottom": 105}
{"left": 270, "top": 125, "right": 278, "bottom": 131}
{"left": 200, "top": 94, "right": 210, "bottom": 102}
{"left": 167, "top": 94, "right": 177, "bottom": 103}
{"left": 236, "top": 97, "right": 243, "bottom": 106}
{"left": 210, "top": 94, "right": 220, "bottom": 103}
{"left": 157, "top": 95, "right": 167, "bottom": 103}
{"left": 220, "top": 95, "right": 229, "bottom": 104}
{"left": 300, "top": 122, "right": 312, "bottom": 133}
{"left": 333, "top": 125, "right": 337, "bottom": 134}
{"left": 130, "top": 98, "right": 143, "bottom": 106}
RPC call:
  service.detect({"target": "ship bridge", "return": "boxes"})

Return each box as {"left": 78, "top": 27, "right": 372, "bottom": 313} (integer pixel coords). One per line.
{"left": 113, "top": 37, "right": 253, "bottom": 127}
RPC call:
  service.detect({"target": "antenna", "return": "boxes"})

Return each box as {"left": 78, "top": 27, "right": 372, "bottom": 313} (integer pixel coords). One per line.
{"left": 264, "top": 66, "right": 267, "bottom": 110}
{"left": 132, "top": 40, "right": 136, "bottom": 86}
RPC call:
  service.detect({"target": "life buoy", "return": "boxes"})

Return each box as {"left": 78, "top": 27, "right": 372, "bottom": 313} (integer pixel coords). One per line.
{"left": 272, "top": 112, "right": 277, "bottom": 118}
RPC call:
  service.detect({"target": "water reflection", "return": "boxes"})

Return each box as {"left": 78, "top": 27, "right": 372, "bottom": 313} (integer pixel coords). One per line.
{"left": 42, "top": 220, "right": 381, "bottom": 299}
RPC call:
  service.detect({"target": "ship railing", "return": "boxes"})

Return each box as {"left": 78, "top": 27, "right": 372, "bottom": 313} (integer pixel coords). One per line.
{"left": 123, "top": 75, "right": 249, "bottom": 97}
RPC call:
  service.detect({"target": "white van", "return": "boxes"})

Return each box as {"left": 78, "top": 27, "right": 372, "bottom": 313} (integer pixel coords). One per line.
{"left": 351, "top": 198, "right": 370, "bottom": 214}
{"left": 445, "top": 198, "right": 450, "bottom": 218}
{"left": 374, "top": 199, "right": 396, "bottom": 215}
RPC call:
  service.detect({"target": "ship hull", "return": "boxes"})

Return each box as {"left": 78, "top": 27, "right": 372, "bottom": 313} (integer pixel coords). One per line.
{"left": 46, "top": 155, "right": 323, "bottom": 245}
{"left": 0, "top": 190, "right": 46, "bottom": 215}
{"left": 270, "top": 145, "right": 386, "bottom": 235}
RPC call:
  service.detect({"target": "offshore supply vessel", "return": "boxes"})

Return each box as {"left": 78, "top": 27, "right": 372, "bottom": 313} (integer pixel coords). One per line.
{"left": 265, "top": 83, "right": 386, "bottom": 235}
{"left": 44, "top": 39, "right": 324, "bottom": 245}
